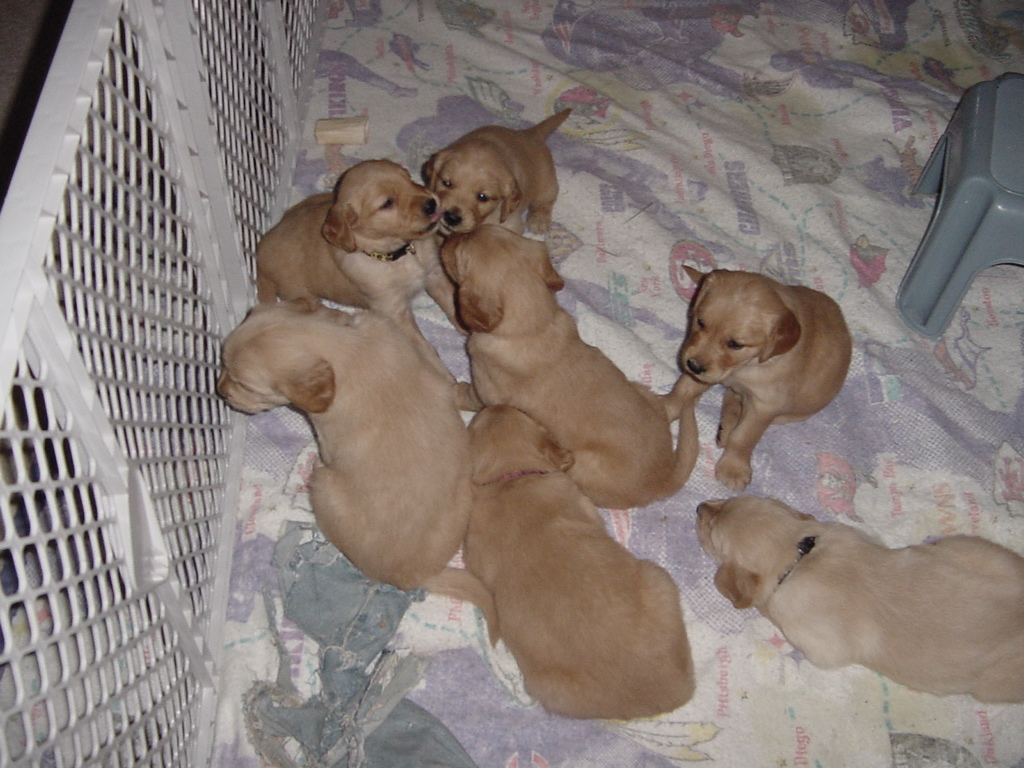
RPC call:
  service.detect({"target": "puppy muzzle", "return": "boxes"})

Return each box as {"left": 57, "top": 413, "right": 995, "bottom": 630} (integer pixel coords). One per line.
{"left": 441, "top": 208, "right": 465, "bottom": 232}
{"left": 685, "top": 358, "right": 706, "bottom": 377}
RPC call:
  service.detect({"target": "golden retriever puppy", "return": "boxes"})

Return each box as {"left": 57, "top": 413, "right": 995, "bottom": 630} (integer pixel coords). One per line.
{"left": 669, "top": 266, "right": 852, "bottom": 490}
{"left": 465, "top": 405, "right": 696, "bottom": 719}
{"left": 255, "top": 159, "right": 457, "bottom": 332}
{"left": 697, "top": 495, "right": 1024, "bottom": 703}
{"left": 217, "top": 299, "right": 487, "bottom": 605}
{"left": 441, "top": 224, "right": 700, "bottom": 510}
{"left": 422, "top": 109, "right": 571, "bottom": 235}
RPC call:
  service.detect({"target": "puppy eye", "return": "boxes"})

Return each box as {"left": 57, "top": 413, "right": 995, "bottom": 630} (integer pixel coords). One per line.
{"left": 695, "top": 318, "right": 705, "bottom": 330}
{"left": 441, "top": 179, "right": 452, "bottom": 188}
{"left": 380, "top": 198, "right": 394, "bottom": 209}
{"left": 726, "top": 339, "right": 743, "bottom": 349}
{"left": 477, "top": 192, "right": 489, "bottom": 202}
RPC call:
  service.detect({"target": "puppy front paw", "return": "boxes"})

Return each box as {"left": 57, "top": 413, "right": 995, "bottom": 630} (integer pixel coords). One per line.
{"left": 715, "top": 453, "right": 751, "bottom": 490}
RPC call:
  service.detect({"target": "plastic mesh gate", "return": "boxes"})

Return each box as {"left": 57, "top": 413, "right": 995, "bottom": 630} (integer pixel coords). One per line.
{"left": 0, "top": 0, "right": 320, "bottom": 765}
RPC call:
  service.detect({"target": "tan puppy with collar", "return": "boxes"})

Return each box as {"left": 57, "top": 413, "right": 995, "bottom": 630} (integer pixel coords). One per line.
{"left": 255, "top": 159, "right": 458, "bottom": 334}
{"left": 697, "top": 495, "right": 1024, "bottom": 703}
{"left": 422, "top": 110, "right": 571, "bottom": 235}
{"left": 670, "top": 266, "right": 851, "bottom": 490}
{"left": 466, "top": 405, "right": 696, "bottom": 719}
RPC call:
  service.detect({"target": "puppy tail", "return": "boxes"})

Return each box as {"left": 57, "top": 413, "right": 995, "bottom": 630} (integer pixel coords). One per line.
{"left": 421, "top": 567, "right": 499, "bottom": 645}
{"left": 668, "top": 390, "right": 702, "bottom": 492}
{"left": 662, "top": 373, "right": 709, "bottom": 421}
{"left": 525, "top": 108, "right": 572, "bottom": 141}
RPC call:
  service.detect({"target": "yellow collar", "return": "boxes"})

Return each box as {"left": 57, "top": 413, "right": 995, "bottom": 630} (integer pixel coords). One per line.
{"left": 365, "top": 242, "right": 415, "bottom": 262}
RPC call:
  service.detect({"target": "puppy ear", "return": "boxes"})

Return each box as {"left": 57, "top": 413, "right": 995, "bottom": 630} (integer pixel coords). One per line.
{"left": 531, "top": 240, "right": 564, "bottom": 292}
{"left": 499, "top": 179, "right": 523, "bottom": 222}
{"left": 457, "top": 284, "right": 503, "bottom": 334}
{"left": 439, "top": 234, "right": 466, "bottom": 283}
{"left": 280, "top": 358, "right": 335, "bottom": 413}
{"left": 421, "top": 150, "right": 445, "bottom": 186}
{"left": 321, "top": 202, "right": 359, "bottom": 251}
{"left": 760, "top": 306, "right": 801, "bottom": 362}
{"left": 688, "top": 269, "right": 714, "bottom": 312}
{"left": 683, "top": 265, "right": 706, "bottom": 286}
{"left": 541, "top": 433, "right": 575, "bottom": 473}
{"left": 714, "top": 563, "right": 761, "bottom": 610}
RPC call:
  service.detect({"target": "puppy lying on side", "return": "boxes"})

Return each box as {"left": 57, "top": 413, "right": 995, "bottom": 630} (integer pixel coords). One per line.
{"left": 442, "top": 224, "right": 700, "bottom": 510}
{"left": 255, "top": 159, "right": 458, "bottom": 334}
{"left": 670, "top": 266, "right": 852, "bottom": 490}
{"left": 697, "top": 495, "right": 1024, "bottom": 703}
{"left": 217, "top": 299, "right": 486, "bottom": 606}
{"left": 466, "top": 405, "right": 696, "bottom": 720}
{"left": 422, "top": 109, "right": 571, "bottom": 235}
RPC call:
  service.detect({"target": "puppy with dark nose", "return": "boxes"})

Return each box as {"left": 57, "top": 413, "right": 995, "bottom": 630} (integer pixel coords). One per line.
{"left": 254, "top": 159, "right": 459, "bottom": 361}
{"left": 422, "top": 110, "right": 571, "bottom": 235}
{"left": 696, "top": 495, "right": 1024, "bottom": 703}
{"left": 669, "top": 266, "right": 851, "bottom": 490}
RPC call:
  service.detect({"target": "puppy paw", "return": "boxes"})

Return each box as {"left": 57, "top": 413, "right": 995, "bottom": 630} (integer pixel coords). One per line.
{"left": 715, "top": 454, "right": 751, "bottom": 490}
{"left": 525, "top": 209, "right": 552, "bottom": 234}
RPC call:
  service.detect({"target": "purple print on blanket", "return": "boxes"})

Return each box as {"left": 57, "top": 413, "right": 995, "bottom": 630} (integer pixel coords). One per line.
{"left": 332, "top": 0, "right": 382, "bottom": 27}
{"left": 542, "top": 1, "right": 755, "bottom": 98}
{"left": 769, "top": 49, "right": 957, "bottom": 110}
{"left": 316, "top": 50, "right": 418, "bottom": 105}
{"left": 541, "top": 0, "right": 918, "bottom": 102}
{"left": 227, "top": 523, "right": 277, "bottom": 623}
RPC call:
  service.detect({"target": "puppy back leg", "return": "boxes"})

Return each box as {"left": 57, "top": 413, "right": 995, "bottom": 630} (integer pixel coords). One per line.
{"left": 524, "top": 159, "right": 560, "bottom": 234}
{"left": 524, "top": 202, "right": 554, "bottom": 234}
{"left": 421, "top": 567, "right": 499, "bottom": 645}
{"left": 525, "top": 184, "right": 557, "bottom": 234}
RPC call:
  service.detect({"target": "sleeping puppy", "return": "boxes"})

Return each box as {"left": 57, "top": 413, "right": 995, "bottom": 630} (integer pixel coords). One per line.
{"left": 466, "top": 405, "right": 696, "bottom": 720}
{"left": 670, "top": 266, "right": 852, "bottom": 490}
{"left": 217, "top": 299, "right": 487, "bottom": 607}
{"left": 697, "top": 495, "right": 1024, "bottom": 703}
{"left": 422, "top": 109, "right": 571, "bottom": 235}
{"left": 255, "top": 159, "right": 458, "bottom": 335}
{"left": 442, "top": 224, "right": 700, "bottom": 510}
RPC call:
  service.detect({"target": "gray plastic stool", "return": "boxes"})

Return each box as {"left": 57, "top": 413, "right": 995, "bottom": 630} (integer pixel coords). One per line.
{"left": 896, "top": 72, "right": 1024, "bottom": 337}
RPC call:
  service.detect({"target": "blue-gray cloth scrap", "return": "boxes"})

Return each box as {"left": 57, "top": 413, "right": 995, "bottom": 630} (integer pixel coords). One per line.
{"left": 243, "top": 522, "right": 478, "bottom": 768}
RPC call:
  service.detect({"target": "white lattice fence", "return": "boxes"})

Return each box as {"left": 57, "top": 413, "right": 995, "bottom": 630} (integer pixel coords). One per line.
{"left": 0, "top": 0, "right": 320, "bottom": 765}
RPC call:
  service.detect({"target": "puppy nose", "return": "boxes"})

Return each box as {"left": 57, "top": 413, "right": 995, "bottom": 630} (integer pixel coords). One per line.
{"left": 685, "top": 358, "right": 705, "bottom": 376}
{"left": 443, "top": 209, "right": 462, "bottom": 228}
{"left": 423, "top": 197, "right": 437, "bottom": 216}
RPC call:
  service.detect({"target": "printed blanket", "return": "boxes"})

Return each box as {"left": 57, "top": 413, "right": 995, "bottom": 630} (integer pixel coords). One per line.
{"left": 214, "top": 1, "right": 1024, "bottom": 766}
